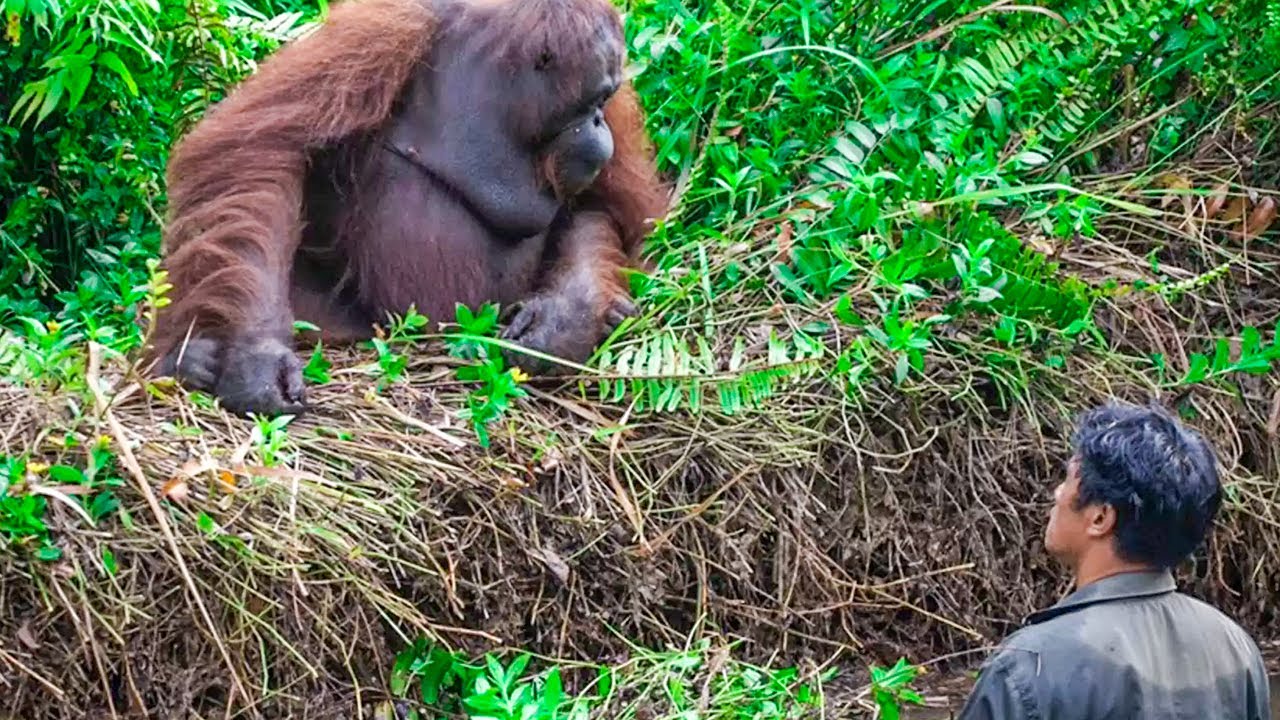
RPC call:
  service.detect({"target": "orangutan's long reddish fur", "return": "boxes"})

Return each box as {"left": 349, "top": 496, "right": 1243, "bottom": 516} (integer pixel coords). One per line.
{"left": 156, "top": 0, "right": 437, "bottom": 356}
{"left": 590, "top": 83, "right": 669, "bottom": 258}
{"left": 150, "top": 0, "right": 668, "bottom": 366}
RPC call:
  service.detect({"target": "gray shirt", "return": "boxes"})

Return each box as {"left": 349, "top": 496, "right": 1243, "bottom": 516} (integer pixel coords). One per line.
{"left": 957, "top": 569, "right": 1270, "bottom": 720}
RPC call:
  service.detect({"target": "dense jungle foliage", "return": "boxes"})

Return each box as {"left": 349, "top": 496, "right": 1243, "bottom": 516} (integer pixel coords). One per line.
{"left": 3, "top": 0, "right": 1277, "bottom": 404}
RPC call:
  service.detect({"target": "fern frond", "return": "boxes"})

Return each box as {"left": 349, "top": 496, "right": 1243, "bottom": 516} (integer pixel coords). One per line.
{"left": 589, "top": 327, "right": 827, "bottom": 415}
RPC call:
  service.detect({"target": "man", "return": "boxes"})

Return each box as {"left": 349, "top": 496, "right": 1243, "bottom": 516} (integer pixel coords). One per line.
{"left": 957, "top": 401, "right": 1271, "bottom": 720}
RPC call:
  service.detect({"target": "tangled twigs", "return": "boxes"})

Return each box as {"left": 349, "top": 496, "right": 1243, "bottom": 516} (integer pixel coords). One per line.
{"left": 85, "top": 342, "right": 252, "bottom": 716}
{"left": 0, "top": 645, "right": 63, "bottom": 699}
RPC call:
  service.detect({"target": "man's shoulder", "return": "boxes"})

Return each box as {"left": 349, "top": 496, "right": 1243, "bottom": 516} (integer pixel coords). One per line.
{"left": 1166, "top": 590, "right": 1268, "bottom": 660}
{"left": 1171, "top": 590, "right": 1257, "bottom": 632}
{"left": 983, "top": 616, "right": 1090, "bottom": 671}
{"left": 958, "top": 626, "right": 1095, "bottom": 720}
{"left": 991, "top": 600, "right": 1098, "bottom": 654}
{"left": 959, "top": 579, "right": 1270, "bottom": 720}
{"left": 978, "top": 589, "right": 1268, "bottom": 704}
{"left": 993, "top": 589, "right": 1262, "bottom": 660}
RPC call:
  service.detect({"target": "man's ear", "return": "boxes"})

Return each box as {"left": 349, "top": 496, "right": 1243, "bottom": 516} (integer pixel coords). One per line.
{"left": 1085, "top": 503, "right": 1117, "bottom": 538}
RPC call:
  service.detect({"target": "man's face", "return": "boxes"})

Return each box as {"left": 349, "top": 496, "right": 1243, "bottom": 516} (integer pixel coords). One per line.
{"left": 1044, "top": 457, "right": 1090, "bottom": 567}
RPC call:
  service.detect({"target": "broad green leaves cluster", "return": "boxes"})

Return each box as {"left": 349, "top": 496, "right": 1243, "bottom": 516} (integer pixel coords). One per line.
{"left": 0, "top": 436, "right": 129, "bottom": 564}
{"left": 386, "top": 638, "right": 841, "bottom": 720}
{"left": 1, "top": 0, "right": 320, "bottom": 362}
{"left": 603, "top": 0, "right": 1278, "bottom": 414}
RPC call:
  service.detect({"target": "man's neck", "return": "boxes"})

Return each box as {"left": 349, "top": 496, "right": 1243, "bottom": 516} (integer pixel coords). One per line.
{"left": 1073, "top": 553, "right": 1158, "bottom": 590}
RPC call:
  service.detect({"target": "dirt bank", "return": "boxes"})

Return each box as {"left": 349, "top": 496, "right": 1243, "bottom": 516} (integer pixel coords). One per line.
{"left": 1, "top": 352, "right": 1276, "bottom": 719}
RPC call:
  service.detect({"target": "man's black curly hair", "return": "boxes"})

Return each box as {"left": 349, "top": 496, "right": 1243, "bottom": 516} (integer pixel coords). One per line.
{"left": 1070, "top": 401, "right": 1223, "bottom": 569}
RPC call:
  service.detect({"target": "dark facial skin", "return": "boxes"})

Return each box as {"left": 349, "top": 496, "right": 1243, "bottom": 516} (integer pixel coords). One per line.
{"left": 542, "top": 84, "right": 616, "bottom": 198}
{"left": 384, "top": 6, "right": 624, "bottom": 238}
{"left": 1044, "top": 456, "right": 1155, "bottom": 589}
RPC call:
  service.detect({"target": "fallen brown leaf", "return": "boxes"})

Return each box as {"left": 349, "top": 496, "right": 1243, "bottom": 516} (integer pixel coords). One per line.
{"left": 1240, "top": 196, "right": 1276, "bottom": 240}
{"left": 1205, "top": 181, "right": 1231, "bottom": 218}
{"left": 529, "top": 546, "right": 571, "bottom": 585}
{"left": 17, "top": 622, "right": 39, "bottom": 650}
{"left": 216, "top": 470, "right": 237, "bottom": 494}
{"left": 160, "top": 478, "right": 190, "bottom": 503}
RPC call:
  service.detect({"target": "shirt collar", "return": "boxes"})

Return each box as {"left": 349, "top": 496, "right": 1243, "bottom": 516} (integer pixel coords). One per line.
{"left": 1024, "top": 569, "right": 1177, "bottom": 625}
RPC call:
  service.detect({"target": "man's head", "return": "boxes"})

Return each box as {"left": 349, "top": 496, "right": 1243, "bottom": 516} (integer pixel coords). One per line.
{"left": 1044, "top": 401, "right": 1223, "bottom": 576}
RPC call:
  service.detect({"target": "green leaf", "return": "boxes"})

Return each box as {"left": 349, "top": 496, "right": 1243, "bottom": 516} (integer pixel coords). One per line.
{"left": 453, "top": 304, "right": 477, "bottom": 331}
{"left": 848, "top": 120, "right": 878, "bottom": 149}
{"left": 833, "top": 136, "right": 865, "bottom": 166}
{"left": 1181, "top": 354, "right": 1209, "bottom": 384}
{"left": 304, "top": 342, "right": 332, "bottom": 384}
{"left": 536, "top": 666, "right": 562, "bottom": 714}
{"left": 506, "top": 653, "right": 531, "bottom": 686}
{"left": 101, "top": 547, "right": 118, "bottom": 576}
{"left": 196, "top": 512, "right": 216, "bottom": 534}
{"left": 96, "top": 51, "right": 138, "bottom": 96}
{"left": 973, "top": 286, "right": 1001, "bottom": 303}
{"left": 1235, "top": 356, "right": 1272, "bottom": 375}
{"left": 596, "top": 665, "right": 613, "bottom": 697}
{"left": 1241, "top": 326, "right": 1262, "bottom": 356}
{"left": 87, "top": 491, "right": 119, "bottom": 521}
{"left": 1011, "top": 150, "right": 1049, "bottom": 166}
{"left": 35, "top": 543, "right": 62, "bottom": 561}
{"left": 64, "top": 62, "right": 93, "bottom": 111}
{"left": 36, "top": 73, "right": 64, "bottom": 125}
{"left": 418, "top": 648, "right": 455, "bottom": 704}
{"left": 829, "top": 293, "right": 860, "bottom": 324}
{"left": 13, "top": 83, "right": 44, "bottom": 125}
{"left": 390, "top": 645, "right": 417, "bottom": 696}
{"left": 48, "top": 464, "right": 85, "bottom": 484}
{"left": 1211, "top": 338, "right": 1231, "bottom": 372}
{"left": 463, "top": 689, "right": 501, "bottom": 712}
{"left": 484, "top": 654, "right": 506, "bottom": 687}
{"left": 894, "top": 353, "right": 910, "bottom": 384}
